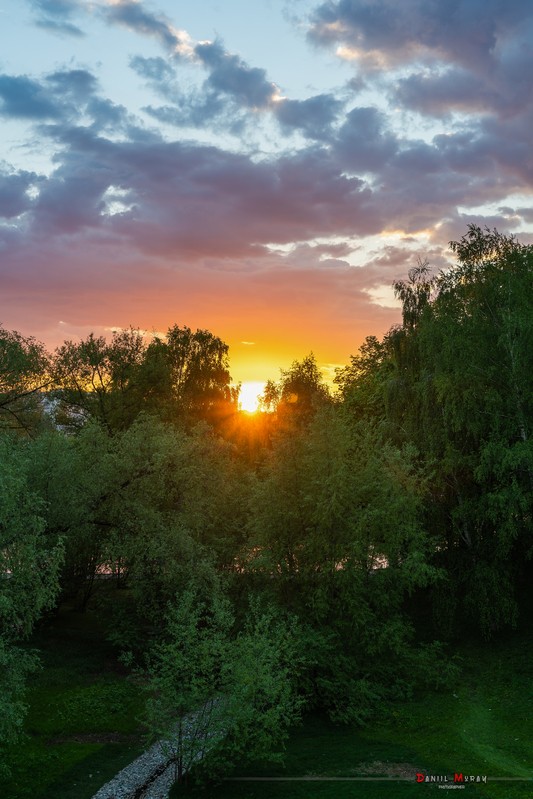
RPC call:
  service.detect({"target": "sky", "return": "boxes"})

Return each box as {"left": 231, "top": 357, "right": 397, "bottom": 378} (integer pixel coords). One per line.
{"left": 1, "top": 0, "right": 532, "bottom": 386}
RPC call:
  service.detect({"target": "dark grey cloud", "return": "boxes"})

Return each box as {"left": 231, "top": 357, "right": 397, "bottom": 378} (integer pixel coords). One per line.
{"left": 194, "top": 41, "right": 278, "bottom": 109}
{"left": 515, "top": 207, "right": 533, "bottom": 223}
{"left": 46, "top": 69, "right": 98, "bottom": 101}
{"left": 396, "top": 51, "right": 533, "bottom": 120}
{"left": 130, "top": 46, "right": 274, "bottom": 132}
{"left": 129, "top": 55, "right": 176, "bottom": 84}
{"left": 309, "top": 0, "right": 533, "bottom": 71}
{"left": 143, "top": 95, "right": 239, "bottom": 131}
{"left": 309, "top": 0, "right": 533, "bottom": 127}
{"left": 333, "top": 107, "right": 398, "bottom": 172}
{"left": 2, "top": 121, "right": 379, "bottom": 260}
{"left": 4, "top": 103, "right": 528, "bottom": 269}
{"left": 0, "top": 68, "right": 138, "bottom": 136}
{"left": 103, "top": 0, "right": 187, "bottom": 54}
{"left": 0, "top": 168, "right": 40, "bottom": 219}
{"left": 0, "top": 74, "right": 63, "bottom": 119}
{"left": 86, "top": 97, "right": 136, "bottom": 134}
{"left": 396, "top": 70, "right": 497, "bottom": 117}
{"left": 128, "top": 27, "right": 333, "bottom": 138}
{"left": 430, "top": 211, "right": 522, "bottom": 246}
{"left": 274, "top": 94, "right": 343, "bottom": 140}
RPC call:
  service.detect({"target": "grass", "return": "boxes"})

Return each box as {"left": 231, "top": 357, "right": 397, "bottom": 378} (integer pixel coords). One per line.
{"left": 3, "top": 607, "right": 532, "bottom": 799}
{"left": 1, "top": 605, "right": 146, "bottom": 799}
{"left": 171, "top": 630, "right": 533, "bottom": 798}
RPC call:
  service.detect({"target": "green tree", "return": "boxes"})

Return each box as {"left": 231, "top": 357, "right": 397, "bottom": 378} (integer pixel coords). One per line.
{"left": 29, "top": 415, "right": 246, "bottom": 627}
{"left": 0, "top": 326, "right": 51, "bottom": 434}
{"left": 258, "top": 354, "right": 331, "bottom": 432}
{"left": 419, "top": 226, "right": 533, "bottom": 635}
{"left": 248, "top": 405, "right": 439, "bottom": 721}
{"left": 53, "top": 325, "right": 237, "bottom": 433}
{"left": 0, "top": 434, "right": 63, "bottom": 771}
{"left": 337, "top": 227, "right": 533, "bottom": 637}
{"left": 340, "top": 226, "right": 533, "bottom": 637}
{"left": 144, "top": 590, "right": 301, "bottom": 785}
{"left": 53, "top": 329, "right": 149, "bottom": 433}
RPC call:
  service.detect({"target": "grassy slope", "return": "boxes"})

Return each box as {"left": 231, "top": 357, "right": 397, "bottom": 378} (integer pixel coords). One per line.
{"left": 173, "top": 631, "right": 533, "bottom": 798}
{"left": 1, "top": 607, "right": 145, "bottom": 799}
{"left": 2, "top": 609, "right": 532, "bottom": 799}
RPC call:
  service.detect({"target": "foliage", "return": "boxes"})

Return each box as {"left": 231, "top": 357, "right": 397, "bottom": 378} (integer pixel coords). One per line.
{"left": 1, "top": 607, "right": 145, "bottom": 799}
{"left": 144, "top": 590, "right": 302, "bottom": 785}
{"left": 173, "top": 633, "right": 533, "bottom": 798}
{"left": 0, "top": 434, "right": 63, "bottom": 772}
{"left": 259, "top": 353, "right": 331, "bottom": 429}
{"left": 248, "top": 405, "right": 440, "bottom": 722}
{"left": 0, "top": 326, "right": 51, "bottom": 434}
{"left": 53, "top": 326, "right": 237, "bottom": 433}
{"left": 338, "top": 225, "right": 533, "bottom": 638}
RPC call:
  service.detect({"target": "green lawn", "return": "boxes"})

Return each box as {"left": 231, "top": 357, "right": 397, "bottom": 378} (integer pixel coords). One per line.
{"left": 3, "top": 611, "right": 533, "bottom": 799}
{"left": 172, "top": 631, "right": 533, "bottom": 799}
{"left": 1, "top": 606, "right": 146, "bottom": 799}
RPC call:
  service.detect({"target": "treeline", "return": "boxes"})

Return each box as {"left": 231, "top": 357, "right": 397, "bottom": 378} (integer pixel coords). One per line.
{"left": 1, "top": 226, "right": 532, "bottom": 781}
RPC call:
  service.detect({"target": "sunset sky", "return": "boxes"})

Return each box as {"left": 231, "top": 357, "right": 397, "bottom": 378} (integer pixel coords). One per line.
{"left": 1, "top": 0, "right": 532, "bottom": 385}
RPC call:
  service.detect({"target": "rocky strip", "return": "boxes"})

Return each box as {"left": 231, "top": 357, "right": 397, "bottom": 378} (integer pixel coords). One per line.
{"left": 91, "top": 739, "right": 177, "bottom": 799}
{"left": 91, "top": 702, "right": 222, "bottom": 799}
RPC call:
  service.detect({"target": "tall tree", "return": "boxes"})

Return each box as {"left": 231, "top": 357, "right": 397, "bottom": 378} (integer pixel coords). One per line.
{"left": 0, "top": 326, "right": 51, "bottom": 434}
{"left": 53, "top": 329, "right": 148, "bottom": 432}
{"left": 53, "top": 325, "right": 237, "bottom": 433}
{"left": 418, "top": 227, "right": 533, "bottom": 635}
{"left": 0, "top": 434, "right": 63, "bottom": 772}
{"left": 248, "top": 405, "right": 440, "bottom": 721}
{"left": 162, "top": 325, "right": 236, "bottom": 428}
{"left": 144, "top": 590, "right": 301, "bottom": 785}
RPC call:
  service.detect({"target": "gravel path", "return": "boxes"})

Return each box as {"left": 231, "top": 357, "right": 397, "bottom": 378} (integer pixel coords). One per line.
{"left": 91, "top": 701, "right": 222, "bottom": 799}
{"left": 91, "top": 738, "right": 177, "bottom": 799}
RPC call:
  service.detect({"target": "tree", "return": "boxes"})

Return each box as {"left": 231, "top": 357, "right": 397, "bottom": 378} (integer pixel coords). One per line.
{"left": 248, "top": 404, "right": 440, "bottom": 721}
{"left": 258, "top": 354, "right": 330, "bottom": 431}
{"left": 0, "top": 434, "right": 63, "bottom": 772}
{"left": 162, "top": 325, "right": 236, "bottom": 428}
{"left": 0, "top": 326, "right": 51, "bottom": 434}
{"left": 341, "top": 226, "right": 533, "bottom": 637}
{"left": 420, "top": 226, "right": 533, "bottom": 635}
{"left": 53, "top": 329, "right": 149, "bottom": 433}
{"left": 144, "top": 590, "right": 301, "bottom": 785}
{"left": 53, "top": 325, "right": 238, "bottom": 433}
{"left": 27, "top": 414, "right": 247, "bottom": 624}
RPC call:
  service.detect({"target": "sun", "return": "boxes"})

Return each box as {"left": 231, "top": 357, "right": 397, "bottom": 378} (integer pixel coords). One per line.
{"left": 239, "top": 381, "right": 265, "bottom": 413}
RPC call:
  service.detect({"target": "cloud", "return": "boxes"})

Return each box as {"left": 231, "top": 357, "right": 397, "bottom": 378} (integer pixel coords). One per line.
{"left": 30, "top": 0, "right": 85, "bottom": 36}
{"left": 0, "top": 67, "right": 141, "bottom": 136}
{"left": 129, "top": 55, "right": 176, "bottom": 84}
{"left": 308, "top": 0, "right": 533, "bottom": 133}
{"left": 333, "top": 106, "right": 398, "bottom": 172}
{"left": 429, "top": 211, "right": 522, "bottom": 246}
{"left": 396, "top": 69, "right": 497, "bottom": 117}
{"left": 0, "top": 74, "right": 63, "bottom": 119}
{"left": 103, "top": 0, "right": 192, "bottom": 56}
{"left": 194, "top": 40, "right": 279, "bottom": 109}
{"left": 130, "top": 48, "right": 272, "bottom": 132}
{"left": 0, "top": 167, "right": 40, "bottom": 219}
{"left": 274, "top": 93, "right": 343, "bottom": 140}
{"left": 46, "top": 69, "right": 98, "bottom": 101}
{"left": 4, "top": 0, "right": 532, "bottom": 376}
{"left": 309, "top": 0, "right": 533, "bottom": 72}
